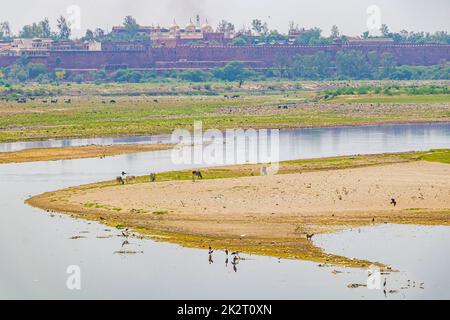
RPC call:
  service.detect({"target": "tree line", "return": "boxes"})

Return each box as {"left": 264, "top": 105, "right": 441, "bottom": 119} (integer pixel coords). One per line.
{"left": 0, "top": 18, "right": 71, "bottom": 41}
{"left": 1, "top": 50, "right": 448, "bottom": 86}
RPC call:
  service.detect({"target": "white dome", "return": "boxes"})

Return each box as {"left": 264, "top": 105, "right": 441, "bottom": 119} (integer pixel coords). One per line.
{"left": 201, "top": 20, "right": 213, "bottom": 32}
{"left": 185, "top": 19, "right": 196, "bottom": 32}
{"left": 170, "top": 19, "right": 179, "bottom": 30}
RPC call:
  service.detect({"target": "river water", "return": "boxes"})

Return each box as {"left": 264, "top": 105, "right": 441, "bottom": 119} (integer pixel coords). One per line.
{"left": 0, "top": 123, "right": 449, "bottom": 299}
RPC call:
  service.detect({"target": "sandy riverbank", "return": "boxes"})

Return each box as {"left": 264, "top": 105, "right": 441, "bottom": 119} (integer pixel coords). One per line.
{"left": 0, "top": 143, "right": 173, "bottom": 164}
{"left": 26, "top": 152, "right": 450, "bottom": 268}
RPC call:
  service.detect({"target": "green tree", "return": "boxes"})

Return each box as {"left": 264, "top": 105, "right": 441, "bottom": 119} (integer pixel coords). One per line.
{"left": 231, "top": 37, "right": 248, "bottom": 46}
{"left": 291, "top": 51, "right": 332, "bottom": 79}
{"left": 295, "top": 28, "right": 328, "bottom": 45}
{"left": 0, "top": 22, "right": 11, "bottom": 39}
{"left": 94, "top": 28, "right": 105, "bottom": 39}
{"left": 27, "top": 63, "right": 47, "bottom": 79}
{"left": 84, "top": 29, "right": 94, "bottom": 41}
{"left": 8, "top": 64, "right": 28, "bottom": 82}
{"left": 367, "top": 51, "right": 380, "bottom": 74}
{"left": 213, "top": 61, "right": 248, "bottom": 81}
{"left": 330, "top": 25, "right": 340, "bottom": 39}
{"left": 380, "top": 24, "right": 390, "bottom": 37}
{"left": 380, "top": 52, "right": 397, "bottom": 78}
{"left": 19, "top": 18, "right": 52, "bottom": 38}
{"left": 335, "top": 50, "right": 371, "bottom": 79}
{"left": 19, "top": 23, "right": 42, "bottom": 38}
{"left": 39, "top": 18, "right": 52, "bottom": 38}
{"left": 217, "top": 20, "right": 235, "bottom": 33}
{"left": 123, "top": 16, "right": 140, "bottom": 34}
{"left": 179, "top": 69, "right": 210, "bottom": 82}
{"left": 251, "top": 19, "right": 268, "bottom": 35}
{"left": 57, "top": 16, "right": 71, "bottom": 39}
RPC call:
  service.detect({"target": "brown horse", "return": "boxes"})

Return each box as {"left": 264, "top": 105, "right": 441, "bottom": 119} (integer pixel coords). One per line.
{"left": 116, "top": 177, "right": 124, "bottom": 185}
{"left": 192, "top": 171, "right": 203, "bottom": 181}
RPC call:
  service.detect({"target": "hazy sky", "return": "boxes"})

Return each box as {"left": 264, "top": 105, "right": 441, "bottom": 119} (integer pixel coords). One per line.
{"left": 1, "top": 0, "right": 449, "bottom": 37}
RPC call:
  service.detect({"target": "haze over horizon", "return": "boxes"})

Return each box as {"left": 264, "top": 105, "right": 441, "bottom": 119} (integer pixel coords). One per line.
{"left": 1, "top": 0, "right": 449, "bottom": 38}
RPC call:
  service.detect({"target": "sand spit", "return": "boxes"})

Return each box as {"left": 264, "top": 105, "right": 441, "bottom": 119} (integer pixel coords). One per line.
{"left": 27, "top": 158, "right": 450, "bottom": 268}
{"left": 0, "top": 143, "right": 173, "bottom": 164}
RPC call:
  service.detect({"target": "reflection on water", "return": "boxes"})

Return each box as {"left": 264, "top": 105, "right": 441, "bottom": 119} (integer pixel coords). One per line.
{"left": 0, "top": 123, "right": 449, "bottom": 299}
{"left": 1, "top": 123, "right": 449, "bottom": 156}
{"left": 0, "top": 134, "right": 172, "bottom": 153}
{"left": 315, "top": 224, "right": 450, "bottom": 299}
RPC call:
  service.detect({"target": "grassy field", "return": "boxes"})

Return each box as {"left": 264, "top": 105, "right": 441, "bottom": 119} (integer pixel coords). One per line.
{"left": 328, "top": 94, "right": 450, "bottom": 104}
{"left": 1, "top": 81, "right": 449, "bottom": 143}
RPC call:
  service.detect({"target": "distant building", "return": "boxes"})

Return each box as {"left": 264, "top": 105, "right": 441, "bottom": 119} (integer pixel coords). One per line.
{"left": 0, "top": 40, "right": 12, "bottom": 54}
{"left": 0, "top": 38, "right": 101, "bottom": 57}
{"left": 288, "top": 25, "right": 306, "bottom": 43}
{"left": 51, "top": 40, "right": 101, "bottom": 51}
{"left": 10, "top": 38, "right": 53, "bottom": 56}
{"left": 112, "top": 18, "right": 235, "bottom": 47}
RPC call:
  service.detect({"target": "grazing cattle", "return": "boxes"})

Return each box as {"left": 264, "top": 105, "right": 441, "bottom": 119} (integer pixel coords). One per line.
{"left": 306, "top": 234, "right": 315, "bottom": 241}
{"left": 65, "top": 99, "right": 72, "bottom": 103}
{"left": 16, "top": 98, "right": 27, "bottom": 104}
{"left": 125, "top": 176, "right": 136, "bottom": 183}
{"left": 110, "top": 100, "right": 116, "bottom": 103}
{"left": 116, "top": 177, "right": 125, "bottom": 185}
{"left": 192, "top": 170, "right": 203, "bottom": 181}
{"left": 50, "top": 98, "right": 58, "bottom": 104}
{"left": 149, "top": 173, "right": 156, "bottom": 182}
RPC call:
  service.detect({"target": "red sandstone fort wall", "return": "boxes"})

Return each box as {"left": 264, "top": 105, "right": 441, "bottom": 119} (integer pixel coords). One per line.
{"left": 47, "top": 51, "right": 152, "bottom": 69}
{"left": 151, "top": 45, "right": 450, "bottom": 67}
{"left": 0, "top": 44, "right": 448, "bottom": 70}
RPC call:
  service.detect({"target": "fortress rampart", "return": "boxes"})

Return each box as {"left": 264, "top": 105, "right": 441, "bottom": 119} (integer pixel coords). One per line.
{"left": 0, "top": 44, "right": 448, "bottom": 70}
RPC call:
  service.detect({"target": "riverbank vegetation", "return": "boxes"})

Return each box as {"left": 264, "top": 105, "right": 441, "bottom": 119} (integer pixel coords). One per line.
{"left": 1, "top": 53, "right": 449, "bottom": 86}
{"left": 0, "top": 81, "right": 448, "bottom": 142}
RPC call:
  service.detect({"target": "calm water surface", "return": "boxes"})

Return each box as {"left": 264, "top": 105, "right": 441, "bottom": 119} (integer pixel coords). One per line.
{"left": 0, "top": 123, "right": 449, "bottom": 299}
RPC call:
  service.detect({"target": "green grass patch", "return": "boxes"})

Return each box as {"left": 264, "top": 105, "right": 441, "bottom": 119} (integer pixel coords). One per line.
{"left": 416, "top": 149, "right": 450, "bottom": 164}
{"left": 153, "top": 210, "right": 169, "bottom": 215}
